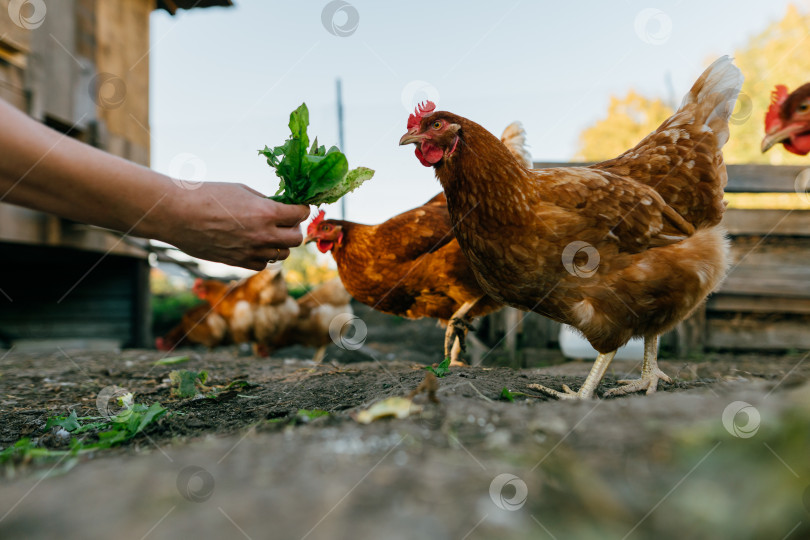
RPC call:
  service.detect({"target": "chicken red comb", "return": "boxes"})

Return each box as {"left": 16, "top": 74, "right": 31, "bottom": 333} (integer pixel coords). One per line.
{"left": 765, "top": 85, "right": 790, "bottom": 133}
{"left": 407, "top": 101, "right": 436, "bottom": 130}
{"left": 192, "top": 278, "right": 205, "bottom": 299}
{"left": 307, "top": 210, "right": 327, "bottom": 236}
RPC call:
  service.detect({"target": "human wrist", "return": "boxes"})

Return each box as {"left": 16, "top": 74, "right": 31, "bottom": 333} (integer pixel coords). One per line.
{"left": 131, "top": 173, "right": 186, "bottom": 243}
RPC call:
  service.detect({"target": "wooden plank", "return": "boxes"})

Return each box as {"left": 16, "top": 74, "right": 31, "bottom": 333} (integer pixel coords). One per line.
{"left": 0, "top": 203, "right": 148, "bottom": 257}
{"left": 729, "top": 236, "right": 810, "bottom": 268}
{"left": 532, "top": 162, "right": 808, "bottom": 194}
{"left": 707, "top": 318, "right": 810, "bottom": 351}
{"left": 720, "top": 268, "right": 810, "bottom": 299}
{"left": 722, "top": 209, "right": 810, "bottom": 236}
{"left": 707, "top": 295, "right": 810, "bottom": 315}
{"left": 722, "top": 164, "right": 807, "bottom": 194}
{"left": 0, "top": 62, "right": 26, "bottom": 110}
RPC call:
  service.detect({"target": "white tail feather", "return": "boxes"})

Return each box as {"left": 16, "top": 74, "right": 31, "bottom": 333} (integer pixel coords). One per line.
{"left": 500, "top": 121, "right": 533, "bottom": 168}
{"left": 678, "top": 56, "right": 744, "bottom": 148}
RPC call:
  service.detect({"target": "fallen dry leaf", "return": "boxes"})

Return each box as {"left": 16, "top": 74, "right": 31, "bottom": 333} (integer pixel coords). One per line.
{"left": 354, "top": 397, "right": 422, "bottom": 424}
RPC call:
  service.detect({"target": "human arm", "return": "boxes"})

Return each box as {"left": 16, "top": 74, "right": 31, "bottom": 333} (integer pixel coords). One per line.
{"left": 0, "top": 98, "right": 310, "bottom": 270}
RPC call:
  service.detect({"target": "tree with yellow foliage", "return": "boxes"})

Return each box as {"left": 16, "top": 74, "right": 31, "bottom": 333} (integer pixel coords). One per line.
{"left": 575, "top": 90, "right": 672, "bottom": 161}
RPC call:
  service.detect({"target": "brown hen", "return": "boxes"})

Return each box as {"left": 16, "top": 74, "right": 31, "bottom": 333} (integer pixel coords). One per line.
{"left": 305, "top": 123, "right": 531, "bottom": 365}
{"left": 400, "top": 56, "right": 743, "bottom": 398}
{"left": 269, "top": 278, "right": 353, "bottom": 362}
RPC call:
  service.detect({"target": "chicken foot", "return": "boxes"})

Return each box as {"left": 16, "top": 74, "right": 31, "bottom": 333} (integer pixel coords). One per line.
{"left": 528, "top": 351, "right": 617, "bottom": 400}
{"left": 604, "top": 336, "right": 671, "bottom": 396}
{"left": 444, "top": 298, "right": 481, "bottom": 366}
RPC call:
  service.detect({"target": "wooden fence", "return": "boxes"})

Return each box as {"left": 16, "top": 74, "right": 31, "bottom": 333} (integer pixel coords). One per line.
{"left": 481, "top": 163, "right": 810, "bottom": 359}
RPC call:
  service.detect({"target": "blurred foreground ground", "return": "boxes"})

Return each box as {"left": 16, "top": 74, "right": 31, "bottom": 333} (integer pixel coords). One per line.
{"left": 1, "top": 306, "right": 809, "bottom": 539}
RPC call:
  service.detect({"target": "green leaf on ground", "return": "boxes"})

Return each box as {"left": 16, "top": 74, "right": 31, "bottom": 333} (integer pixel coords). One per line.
{"left": 425, "top": 357, "right": 452, "bottom": 378}
{"left": 153, "top": 355, "right": 190, "bottom": 366}
{"left": 169, "top": 370, "right": 209, "bottom": 398}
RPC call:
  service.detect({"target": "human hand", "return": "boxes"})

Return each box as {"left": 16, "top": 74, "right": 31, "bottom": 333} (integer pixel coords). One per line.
{"left": 151, "top": 182, "right": 311, "bottom": 270}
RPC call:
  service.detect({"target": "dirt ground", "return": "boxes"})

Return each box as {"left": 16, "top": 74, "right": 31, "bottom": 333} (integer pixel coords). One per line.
{"left": 1, "top": 305, "right": 809, "bottom": 540}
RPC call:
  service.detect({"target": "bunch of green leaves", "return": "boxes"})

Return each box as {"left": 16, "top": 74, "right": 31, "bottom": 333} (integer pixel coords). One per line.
{"left": 259, "top": 103, "right": 374, "bottom": 205}
{"left": 425, "top": 357, "right": 451, "bottom": 378}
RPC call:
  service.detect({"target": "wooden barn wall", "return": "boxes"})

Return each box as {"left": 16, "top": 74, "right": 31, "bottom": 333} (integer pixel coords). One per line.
{"left": 95, "top": 0, "right": 152, "bottom": 166}
{"left": 0, "top": 0, "right": 31, "bottom": 111}
{"left": 0, "top": 243, "right": 151, "bottom": 347}
{"left": 11, "top": 0, "right": 151, "bottom": 164}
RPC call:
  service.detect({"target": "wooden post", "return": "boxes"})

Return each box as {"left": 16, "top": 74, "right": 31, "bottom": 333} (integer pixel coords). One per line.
{"left": 676, "top": 305, "right": 705, "bottom": 357}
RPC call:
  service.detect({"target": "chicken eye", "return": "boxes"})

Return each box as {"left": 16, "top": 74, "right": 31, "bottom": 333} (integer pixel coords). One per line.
{"left": 432, "top": 121, "right": 442, "bottom": 129}
{"left": 798, "top": 103, "right": 809, "bottom": 113}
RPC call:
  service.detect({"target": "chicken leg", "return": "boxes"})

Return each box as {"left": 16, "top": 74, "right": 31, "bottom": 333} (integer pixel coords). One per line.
{"left": 312, "top": 345, "right": 327, "bottom": 364}
{"left": 444, "top": 298, "right": 481, "bottom": 366}
{"left": 604, "top": 336, "right": 671, "bottom": 396}
{"left": 528, "top": 351, "right": 616, "bottom": 400}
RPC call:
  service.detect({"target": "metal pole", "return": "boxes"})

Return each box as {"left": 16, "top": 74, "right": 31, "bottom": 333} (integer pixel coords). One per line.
{"left": 336, "top": 78, "right": 346, "bottom": 220}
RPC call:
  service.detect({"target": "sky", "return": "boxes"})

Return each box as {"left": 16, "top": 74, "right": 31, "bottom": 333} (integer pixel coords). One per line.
{"left": 148, "top": 0, "right": 804, "bottom": 235}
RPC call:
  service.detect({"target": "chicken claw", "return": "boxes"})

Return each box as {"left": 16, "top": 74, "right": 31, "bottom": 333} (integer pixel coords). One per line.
{"left": 528, "top": 350, "right": 617, "bottom": 401}
{"left": 450, "top": 316, "right": 475, "bottom": 352}
{"left": 528, "top": 383, "right": 593, "bottom": 400}
{"left": 604, "top": 336, "right": 671, "bottom": 397}
{"left": 604, "top": 368, "right": 672, "bottom": 397}
{"left": 443, "top": 299, "right": 482, "bottom": 362}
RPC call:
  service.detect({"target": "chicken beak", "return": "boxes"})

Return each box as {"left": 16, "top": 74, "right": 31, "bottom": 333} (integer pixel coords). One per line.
{"left": 303, "top": 234, "right": 316, "bottom": 244}
{"left": 761, "top": 122, "right": 808, "bottom": 153}
{"left": 399, "top": 130, "right": 424, "bottom": 146}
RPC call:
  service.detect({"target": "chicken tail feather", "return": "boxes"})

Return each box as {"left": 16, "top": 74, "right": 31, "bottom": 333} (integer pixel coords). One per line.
{"left": 500, "top": 122, "right": 533, "bottom": 168}
{"left": 678, "top": 55, "right": 744, "bottom": 149}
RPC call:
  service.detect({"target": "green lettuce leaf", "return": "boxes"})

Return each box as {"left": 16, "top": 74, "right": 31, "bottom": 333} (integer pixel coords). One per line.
{"left": 258, "top": 103, "right": 374, "bottom": 205}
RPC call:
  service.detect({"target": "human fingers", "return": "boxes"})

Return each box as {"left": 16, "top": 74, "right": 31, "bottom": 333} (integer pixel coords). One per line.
{"left": 271, "top": 202, "right": 312, "bottom": 227}
{"left": 269, "top": 224, "right": 305, "bottom": 247}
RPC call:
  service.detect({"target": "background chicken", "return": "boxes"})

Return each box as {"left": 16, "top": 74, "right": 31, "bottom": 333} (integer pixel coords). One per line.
{"left": 400, "top": 56, "right": 743, "bottom": 399}
{"left": 761, "top": 83, "right": 810, "bottom": 155}
{"left": 304, "top": 124, "right": 531, "bottom": 365}
{"left": 192, "top": 268, "right": 299, "bottom": 354}
{"left": 269, "top": 278, "right": 353, "bottom": 362}
{"left": 155, "top": 302, "right": 228, "bottom": 351}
